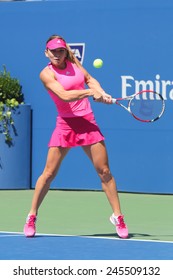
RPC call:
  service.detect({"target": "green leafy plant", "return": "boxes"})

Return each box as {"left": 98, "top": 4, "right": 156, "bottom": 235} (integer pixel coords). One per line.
{"left": 0, "top": 65, "right": 25, "bottom": 146}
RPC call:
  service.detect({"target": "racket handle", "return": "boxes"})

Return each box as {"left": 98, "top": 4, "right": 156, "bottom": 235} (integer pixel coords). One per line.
{"left": 93, "top": 97, "right": 117, "bottom": 104}
{"left": 112, "top": 98, "right": 117, "bottom": 104}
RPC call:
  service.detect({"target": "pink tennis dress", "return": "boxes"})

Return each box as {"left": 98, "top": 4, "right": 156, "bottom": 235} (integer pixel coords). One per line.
{"left": 47, "top": 61, "right": 104, "bottom": 147}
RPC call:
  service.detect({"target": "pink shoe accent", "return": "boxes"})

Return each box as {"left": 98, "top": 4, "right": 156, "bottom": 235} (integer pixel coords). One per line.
{"left": 110, "top": 214, "right": 128, "bottom": 239}
{"left": 24, "top": 214, "right": 36, "bottom": 237}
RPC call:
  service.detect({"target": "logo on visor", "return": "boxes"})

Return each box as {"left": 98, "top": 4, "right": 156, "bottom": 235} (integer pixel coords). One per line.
{"left": 69, "top": 43, "right": 85, "bottom": 64}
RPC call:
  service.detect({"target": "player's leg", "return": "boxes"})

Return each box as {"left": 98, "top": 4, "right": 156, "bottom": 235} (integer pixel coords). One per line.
{"left": 30, "top": 147, "right": 70, "bottom": 214}
{"left": 24, "top": 146, "right": 70, "bottom": 237}
{"left": 82, "top": 141, "right": 121, "bottom": 215}
{"left": 82, "top": 141, "right": 128, "bottom": 238}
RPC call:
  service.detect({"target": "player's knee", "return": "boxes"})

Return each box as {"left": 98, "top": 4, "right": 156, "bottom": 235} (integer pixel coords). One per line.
{"left": 99, "top": 167, "right": 112, "bottom": 183}
{"left": 43, "top": 169, "right": 56, "bottom": 184}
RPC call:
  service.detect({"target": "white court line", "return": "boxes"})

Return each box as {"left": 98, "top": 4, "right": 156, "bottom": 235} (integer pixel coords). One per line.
{"left": 0, "top": 230, "right": 173, "bottom": 244}
{"left": 0, "top": 234, "right": 22, "bottom": 237}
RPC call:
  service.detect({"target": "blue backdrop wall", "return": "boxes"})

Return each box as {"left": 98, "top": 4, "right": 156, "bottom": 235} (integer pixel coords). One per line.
{"left": 0, "top": 0, "right": 173, "bottom": 193}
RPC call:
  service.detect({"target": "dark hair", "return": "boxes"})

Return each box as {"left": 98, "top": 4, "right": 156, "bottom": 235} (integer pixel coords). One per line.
{"left": 46, "top": 35, "right": 75, "bottom": 63}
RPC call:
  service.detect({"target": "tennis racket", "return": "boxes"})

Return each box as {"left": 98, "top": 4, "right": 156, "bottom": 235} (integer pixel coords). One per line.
{"left": 112, "top": 90, "right": 165, "bottom": 122}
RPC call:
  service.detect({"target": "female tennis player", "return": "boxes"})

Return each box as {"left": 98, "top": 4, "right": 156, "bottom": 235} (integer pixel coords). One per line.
{"left": 23, "top": 35, "right": 128, "bottom": 239}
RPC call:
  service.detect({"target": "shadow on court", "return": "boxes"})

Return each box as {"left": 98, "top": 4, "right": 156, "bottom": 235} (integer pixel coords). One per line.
{"left": 85, "top": 232, "right": 173, "bottom": 241}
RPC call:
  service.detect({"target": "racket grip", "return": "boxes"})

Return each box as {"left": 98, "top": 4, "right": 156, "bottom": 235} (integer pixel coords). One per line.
{"left": 112, "top": 98, "right": 117, "bottom": 104}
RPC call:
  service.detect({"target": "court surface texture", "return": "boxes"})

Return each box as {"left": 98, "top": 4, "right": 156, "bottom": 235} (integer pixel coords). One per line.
{"left": 0, "top": 190, "right": 173, "bottom": 260}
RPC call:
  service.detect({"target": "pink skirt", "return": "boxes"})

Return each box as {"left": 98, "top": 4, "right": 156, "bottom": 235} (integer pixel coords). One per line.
{"left": 48, "top": 112, "right": 105, "bottom": 148}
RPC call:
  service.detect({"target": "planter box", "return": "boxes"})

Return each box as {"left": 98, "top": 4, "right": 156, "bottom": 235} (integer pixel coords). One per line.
{"left": 0, "top": 104, "right": 31, "bottom": 189}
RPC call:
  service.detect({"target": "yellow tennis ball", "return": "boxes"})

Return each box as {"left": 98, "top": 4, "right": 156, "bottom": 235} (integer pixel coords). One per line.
{"left": 93, "top": 58, "right": 103, "bottom": 68}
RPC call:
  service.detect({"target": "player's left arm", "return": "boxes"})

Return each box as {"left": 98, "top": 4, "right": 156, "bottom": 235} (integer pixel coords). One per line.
{"left": 74, "top": 56, "right": 112, "bottom": 103}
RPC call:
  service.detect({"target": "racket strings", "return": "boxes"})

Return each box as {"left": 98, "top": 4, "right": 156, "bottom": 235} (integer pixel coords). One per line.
{"left": 130, "top": 92, "right": 164, "bottom": 122}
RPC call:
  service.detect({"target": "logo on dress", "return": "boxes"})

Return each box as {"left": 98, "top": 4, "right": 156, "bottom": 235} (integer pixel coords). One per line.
{"left": 68, "top": 43, "right": 85, "bottom": 64}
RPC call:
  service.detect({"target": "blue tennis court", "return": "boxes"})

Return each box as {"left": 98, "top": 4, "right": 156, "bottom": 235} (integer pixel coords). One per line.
{"left": 0, "top": 231, "right": 173, "bottom": 260}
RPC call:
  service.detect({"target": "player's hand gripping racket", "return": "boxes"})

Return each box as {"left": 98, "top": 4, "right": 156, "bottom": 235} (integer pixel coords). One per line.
{"left": 111, "top": 90, "right": 165, "bottom": 122}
